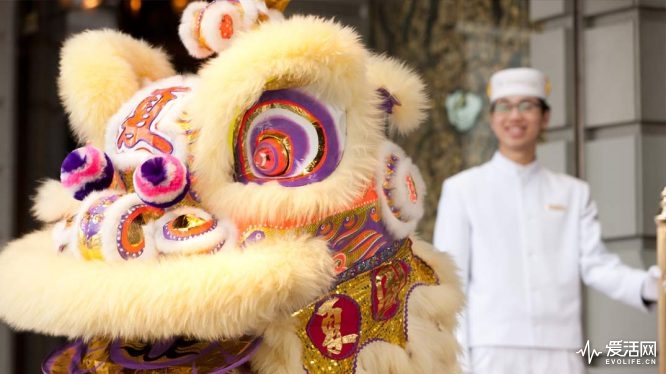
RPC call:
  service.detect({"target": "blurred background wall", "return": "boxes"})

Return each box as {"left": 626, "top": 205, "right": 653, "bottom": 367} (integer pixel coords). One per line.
{"left": 0, "top": 0, "right": 664, "bottom": 372}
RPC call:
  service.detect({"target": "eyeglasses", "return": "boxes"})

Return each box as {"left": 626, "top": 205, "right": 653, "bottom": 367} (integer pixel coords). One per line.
{"left": 492, "top": 100, "right": 541, "bottom": 115}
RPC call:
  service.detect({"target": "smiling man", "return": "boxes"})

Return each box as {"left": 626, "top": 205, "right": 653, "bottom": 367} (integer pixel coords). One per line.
{"left": 433, "top": 67, "right": 660, "bottom": 374}
{"left": 487, "top": 68, "right": 550, "bottom": 165}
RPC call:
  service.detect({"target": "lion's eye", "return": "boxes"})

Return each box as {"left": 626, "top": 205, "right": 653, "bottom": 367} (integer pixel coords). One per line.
{"left": 252, "top": 135, "right": 290, "bottom": 177}
{"left": 234, "top": 88, "right": 346, "bottom": 187}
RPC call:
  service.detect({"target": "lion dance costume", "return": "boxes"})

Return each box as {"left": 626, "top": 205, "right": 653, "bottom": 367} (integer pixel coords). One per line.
{"left": 0, "top": 1, "right": 463, "bottom": 372}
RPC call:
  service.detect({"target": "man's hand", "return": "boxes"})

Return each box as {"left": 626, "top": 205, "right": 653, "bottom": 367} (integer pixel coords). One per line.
{"left": 641, "top": 265, "right": 664, "bottom": 303}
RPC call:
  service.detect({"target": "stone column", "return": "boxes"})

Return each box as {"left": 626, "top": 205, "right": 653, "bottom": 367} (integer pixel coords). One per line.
{"left": 531, "top": 0, "right": 665, "bottom": 372}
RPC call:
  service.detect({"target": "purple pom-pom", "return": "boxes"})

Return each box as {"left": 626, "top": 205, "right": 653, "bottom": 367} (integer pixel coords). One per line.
{"left": 60, "top": 146, "right": 114, "bottom": 200}
{"left": 133, "top": 155, "right": 190, "bottom": 208}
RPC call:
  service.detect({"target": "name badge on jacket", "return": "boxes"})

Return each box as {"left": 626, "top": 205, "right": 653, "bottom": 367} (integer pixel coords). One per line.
{"left": 546, "top": 204, "right": 567, "bottom": 211}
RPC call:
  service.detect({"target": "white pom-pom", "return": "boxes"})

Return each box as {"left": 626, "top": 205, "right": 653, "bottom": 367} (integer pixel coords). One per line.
{"left": 199, "top": 1, "right": 249, "bottom": 54}
{"left": 178, "top": 1, "right": 215, "bottom": 59}
{"left": 179, "top": 0, "right": 276, "bottom": 59}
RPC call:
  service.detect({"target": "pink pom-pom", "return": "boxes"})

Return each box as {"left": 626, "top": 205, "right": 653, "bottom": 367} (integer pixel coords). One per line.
{"left": 60, "top": 146, "right": 114, "bottom": 200}
{"left": 133, "top": 155, "right": 190, "bottom": 208}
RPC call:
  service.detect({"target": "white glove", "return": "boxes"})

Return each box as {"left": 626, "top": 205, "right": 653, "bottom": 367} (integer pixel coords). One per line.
{"left": 641, "top": 265, "right": 663, "bottom": 303}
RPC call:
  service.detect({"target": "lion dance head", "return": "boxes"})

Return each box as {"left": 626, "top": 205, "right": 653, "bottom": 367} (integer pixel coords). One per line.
{"left": 0, "top": 1, "right": 463, "bottom": 373}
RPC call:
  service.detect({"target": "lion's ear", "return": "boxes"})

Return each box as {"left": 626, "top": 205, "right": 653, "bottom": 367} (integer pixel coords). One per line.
{"left": 58, "top": 29, "right": 176, "bottom": 147}
{"left": 367, "top": 54, "right": 429, "bottom": 135}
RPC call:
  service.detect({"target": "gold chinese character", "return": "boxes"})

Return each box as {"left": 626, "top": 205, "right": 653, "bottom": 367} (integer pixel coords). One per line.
{"left": 316, "top": 297, "right": 358, "bottom": 355}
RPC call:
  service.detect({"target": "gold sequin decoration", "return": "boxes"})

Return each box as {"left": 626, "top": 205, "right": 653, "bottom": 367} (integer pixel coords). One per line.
{"left": 173, "top": 214, "right": 206, "bottom": 230}
{"left": 77, "top": 195, "right": 118, "bottom": 261}
{"left": 293, "top": 240, "right": 438, "bottom": 373}
{"left": 126, "top": 217, "right": 144, "bottom": 247}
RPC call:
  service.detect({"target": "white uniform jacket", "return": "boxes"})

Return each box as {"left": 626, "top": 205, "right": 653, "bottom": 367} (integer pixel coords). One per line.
{"left": 433, "top": 152, "right": 648, "bottom": 352}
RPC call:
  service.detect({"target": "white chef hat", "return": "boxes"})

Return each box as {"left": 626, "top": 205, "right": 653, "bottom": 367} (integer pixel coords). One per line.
{"left": 487, "top": 67, "right": 550, "bottom": 102}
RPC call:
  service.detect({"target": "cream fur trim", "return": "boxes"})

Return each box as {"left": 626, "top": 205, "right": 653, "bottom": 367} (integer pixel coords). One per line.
{"left": 411, "top": 237, "right": 462, "bottom": 289}
{"left": 59, "top": 30, "right": 176, "bottom": 147}
{"left": 190, "top": 16, "right": 384, "bottom": 227}
{"left": 406, "top": 239, "right": 464, "bottom": 373}
{"left": 250, "top": 316, "right": 305, "bottom": 374}
{"left": 366, "top": 54, "right": 429, "bottom": 135}
{"left": 0, "top": 230, "right": 335, "bottom": 341}
{"left": 404, "top": 314, "right": 461, "bottom": 373}
{"left": 31, "top": 179, "right": 81, "bottom": 223}
{"left": 356, "top": 341, "right": 414, "bottom": 373}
